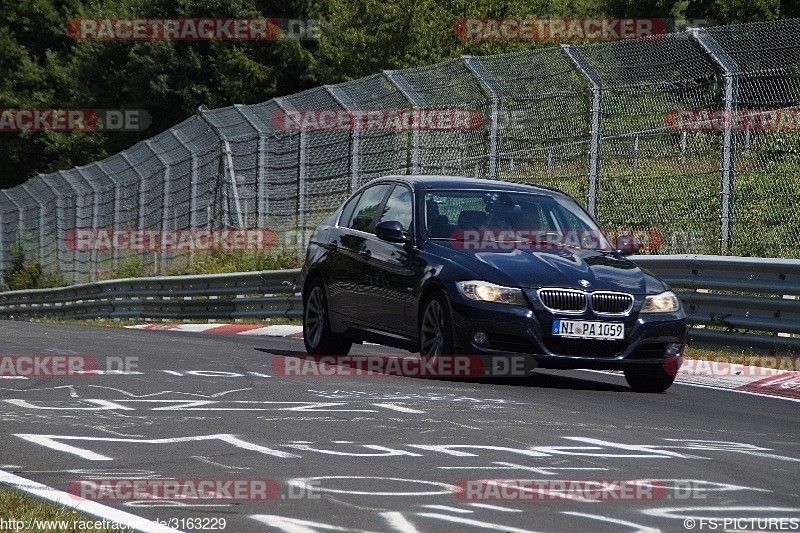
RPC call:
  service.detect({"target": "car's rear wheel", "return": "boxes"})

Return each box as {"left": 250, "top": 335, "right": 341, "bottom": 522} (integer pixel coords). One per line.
{"left": 624, "top": 367, "right": 675, "bottom": 393}
{"left": 419, "top": 291, "right": 453, "bottom": 357}
{"left": 303, "top": 279, "right": 352, "bottom": 356}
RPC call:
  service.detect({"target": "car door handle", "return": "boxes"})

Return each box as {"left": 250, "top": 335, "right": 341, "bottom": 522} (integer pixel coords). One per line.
{"left": 328, "top": 239, "right": 337, "bottom": 249}
{"left": 359, "top": 250, "right": 371, "bottom": 259}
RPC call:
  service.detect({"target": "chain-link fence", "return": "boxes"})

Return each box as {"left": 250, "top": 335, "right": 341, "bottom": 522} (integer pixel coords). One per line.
{"left": 2, "top": 19, "right": 800, "bottom": 285}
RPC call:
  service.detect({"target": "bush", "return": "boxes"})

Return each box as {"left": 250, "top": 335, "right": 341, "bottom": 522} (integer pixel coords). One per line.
{"left": 114, "top": 255, "right": 148, "bottom": 279}
{"left": 1, "top": 244, "right": 66, "bottom": 291}
{"left": 166, "top": 249, "right": 302, "bottom": 276}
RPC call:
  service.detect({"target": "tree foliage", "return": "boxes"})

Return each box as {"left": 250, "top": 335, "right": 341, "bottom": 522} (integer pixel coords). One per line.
{"left": 0, "top": 0, "right": 787, "bottom": 189}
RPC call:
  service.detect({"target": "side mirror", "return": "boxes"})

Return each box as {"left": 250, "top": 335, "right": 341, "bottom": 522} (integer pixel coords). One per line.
{"left": 615, "top": 234, "right": 639, "bottom": 255}
{"left": 376, "top": 220, "right": 411, "bottom": 244}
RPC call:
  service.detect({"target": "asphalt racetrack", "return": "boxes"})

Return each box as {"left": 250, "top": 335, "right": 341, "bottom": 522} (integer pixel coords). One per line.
{"left": 1, "top": 321, "right": 799, "bottom": 532}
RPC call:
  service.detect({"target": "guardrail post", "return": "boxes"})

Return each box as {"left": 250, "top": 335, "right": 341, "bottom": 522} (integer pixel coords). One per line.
{"left": 562, "top": 45, "right": 603, "bottom": 218}
{"left": 325, "top": 85, "right": 361, "bottom": 193}
{"left": 233, "top": 104, "right": 272, "bottom": 229}
{"left": 384, "top": 70, "right": 424, "bottom": 174}
{"left": 198, "top": 106, "right": 244, "bottom": 228}
{"left": 463, "top": 56, "right": 502, "bottom": 180}
{"left": 691, "top": 28, "right": 738, "bottom": 255}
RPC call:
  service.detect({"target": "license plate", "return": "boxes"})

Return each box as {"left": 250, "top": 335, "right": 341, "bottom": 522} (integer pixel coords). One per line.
{"left": 551, "top": 319, "right": 624, "bottom": 340}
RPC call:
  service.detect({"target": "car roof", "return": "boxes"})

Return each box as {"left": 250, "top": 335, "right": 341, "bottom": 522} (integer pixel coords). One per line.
{"left": 366, "top": 174, "right": 570, "bottom": 198}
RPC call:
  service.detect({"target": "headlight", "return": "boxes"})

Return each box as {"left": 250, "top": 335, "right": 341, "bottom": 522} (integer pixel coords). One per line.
{"left": 457, "top": 281, "right": 527, "bottom": 306}
{"left": 641, "top": 291, "right": 680, "bottom": 313}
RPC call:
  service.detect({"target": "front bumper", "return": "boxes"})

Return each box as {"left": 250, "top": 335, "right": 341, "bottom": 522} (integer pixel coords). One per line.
{"left": 445, "top": 283, "right": 686, "bottom": 373}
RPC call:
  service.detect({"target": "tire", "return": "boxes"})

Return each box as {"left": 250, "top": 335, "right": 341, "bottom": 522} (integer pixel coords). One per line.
{"left": 624, "top": 368, "right": 675, "bottom": 393}
{"left": 419, "top": 291, "right": 454, "bottom": 357}
{"left": 303, "top": 278, "right": 352, "bottom": 356}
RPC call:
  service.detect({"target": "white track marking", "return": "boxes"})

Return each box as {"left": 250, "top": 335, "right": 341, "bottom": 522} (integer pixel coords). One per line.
{"left": 416, "top": 512, "right": 541, "bottom": 532}
{"left": 15, "top": 433, "right": 301, "bottom": 460}
{"left": 419, "top": 505, "right": 473, "bottom": 513}
{"left": 0, "top": 469, "right": 181, "bottom": 532}
{"left": 381, "top": 512, "right": 423, "bottom": 533}
{"left": 468, "top": 503, "right": 523, "bottom": 512}
{"left": 563, "top": 511, "right": 660, "bottom": 532}
{"left": 374, "top": 403, "right": 425, "bottom": 413}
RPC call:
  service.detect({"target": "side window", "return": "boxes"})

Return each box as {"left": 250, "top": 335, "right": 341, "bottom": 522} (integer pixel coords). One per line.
{"left": 348, "top": 184, "right": 391, "bottom": 233}
{"left": 378, "top": 185, "right": 413, "bottom": 232}
{"left": 338, "top": 192, "right": 362, "bottom": 227}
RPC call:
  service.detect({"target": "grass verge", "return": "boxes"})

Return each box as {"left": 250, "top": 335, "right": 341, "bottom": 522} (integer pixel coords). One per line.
{"left": 0, "top": 487, "right": 133, "bottom": 532}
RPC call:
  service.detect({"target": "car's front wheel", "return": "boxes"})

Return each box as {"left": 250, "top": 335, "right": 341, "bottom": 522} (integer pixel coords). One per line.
{"left": 303, "top": 278, "right": 352, "bottom": 356}
{"left": 624, "top": 367, "right": 675, "bottom": 393}
{"left": 419, "top": 291, "right": 454, "bottom": 357}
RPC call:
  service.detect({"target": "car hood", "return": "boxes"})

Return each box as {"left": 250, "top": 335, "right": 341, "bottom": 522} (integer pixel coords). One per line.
{"left": 426, "top": 241, "right": 664, "bottom": 294}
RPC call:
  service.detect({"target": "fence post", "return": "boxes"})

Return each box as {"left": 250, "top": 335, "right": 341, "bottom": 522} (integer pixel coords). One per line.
{"left": 0, "top": 191, "right": 23, "bottom": 277}
{"left": 325, "top": 85, "right": 361, "bottom": 193}
{"left": 94, "top": 162, "right": 121, "bottom": 272}
{"left": 233, "top": 104, "right": 272, "bottom": 229}
{"left": 74, "top": 169, "right": 98, "bottom": 280}
{"left": 38, "top": 175, "right": 67, "bottom": 279}
{"left": 0, "top": 199, "right": 4, "bottom": 272}
{"left": 171, "top": 129, "right": 200, "bottom": 230}
{"left": 691, "top": 28, "right": 738, "bottom": 255}
{"left": 145, "top": 140, "right": 172, "bottom": 274}
{"left": 3, "top": 193, "right": 25, "bottom": 259}
{"left": 274, "top": 98, "right": 307, "bottom": 255}
{"left": 384, "top": 70, "right": 424, "bottom": 174}
{"left": 462, "top": 56, "right": 502, "bottom": 180}
{"left": 19, "top": 183, "right": 47, "bottom": 268}
{"left": 120, "top": 153, "right": 148, "bottom": 233}
{"left": 198, "top": 106, "right": 244, "bottom": 228}
{"left": 562, "top": 45, "right": 603, "bottom": 219}
{"left": 54, "top": 172, "right": 83, "bottom": 282}
{"left": 298, "top": 123, "right": 308, "bottom": 255}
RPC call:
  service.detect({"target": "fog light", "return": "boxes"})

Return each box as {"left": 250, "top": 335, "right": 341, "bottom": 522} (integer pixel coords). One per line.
{"left": 473, "top": 331, "right": 489, "bottom": 346}
{"left": 666, "top": 343, "right": 684, "bottom": 356}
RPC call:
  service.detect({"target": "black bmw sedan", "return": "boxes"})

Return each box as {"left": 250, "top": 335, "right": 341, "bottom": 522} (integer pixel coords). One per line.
{"left": 300, "top": 175, "right": 686, "bottom": 392}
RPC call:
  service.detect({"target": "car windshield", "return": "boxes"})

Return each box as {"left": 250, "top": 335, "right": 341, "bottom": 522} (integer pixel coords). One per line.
{"left": 423, "top": 189, "right": 614, "bottom": 251}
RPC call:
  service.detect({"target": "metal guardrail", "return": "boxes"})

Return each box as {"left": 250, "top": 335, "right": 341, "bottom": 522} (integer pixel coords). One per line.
{"left": 0, "top": 269, "right": 302, "bottom": 321}
{"left": 1, "top": 256, "right": 799, "bottom": 354}
{"left": 632, "top": 255, "right": 800, "bottom": 354}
